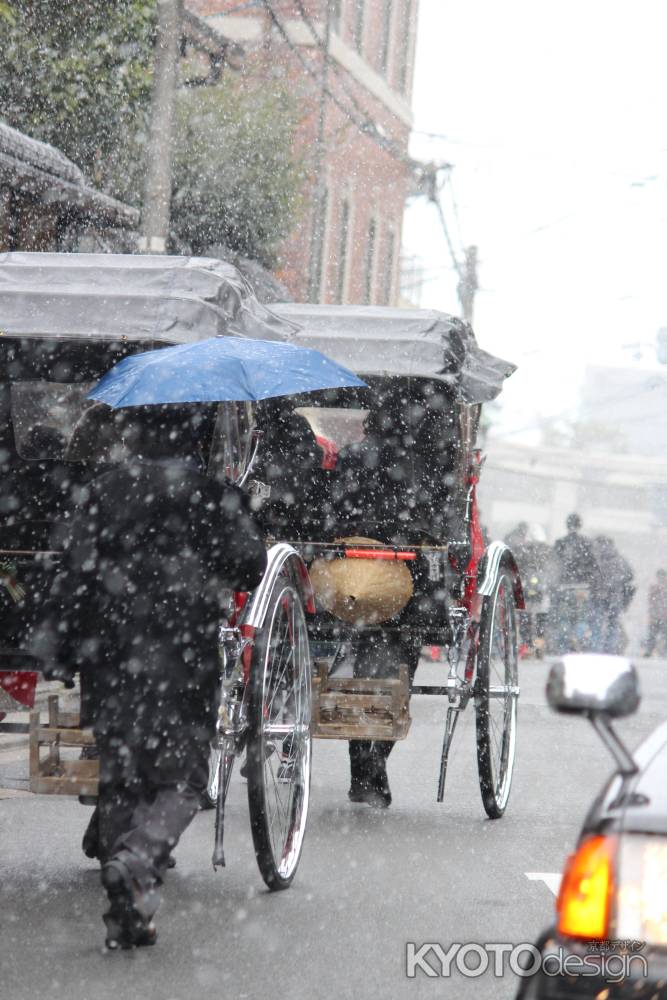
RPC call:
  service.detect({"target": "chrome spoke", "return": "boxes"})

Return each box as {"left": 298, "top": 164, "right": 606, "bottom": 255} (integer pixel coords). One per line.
{"left": 254, "top": 584, "right": 312, "bottom": 882}
{"left": 478, "top": 575, "right": 518, "bottom": 813}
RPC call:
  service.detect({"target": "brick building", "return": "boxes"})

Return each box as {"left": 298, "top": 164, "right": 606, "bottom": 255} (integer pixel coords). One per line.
{"left": 188, "top": 0, "right": 420, "bottom": 304}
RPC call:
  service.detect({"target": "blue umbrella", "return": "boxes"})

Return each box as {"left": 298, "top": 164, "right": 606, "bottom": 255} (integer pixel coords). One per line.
{"left": 87, "top": 336, "right": 367, "bottom": 408}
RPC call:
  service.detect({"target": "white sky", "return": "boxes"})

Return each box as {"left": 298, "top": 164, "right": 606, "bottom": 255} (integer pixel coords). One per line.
{"left": 403, "top": 0, "right": 667, "bottom": 439}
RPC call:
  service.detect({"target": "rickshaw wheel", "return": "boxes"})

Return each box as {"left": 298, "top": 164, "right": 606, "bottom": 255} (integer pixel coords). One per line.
{"left": 475, "top": 570, "right": 519, "bottom": 819}
{"left": 246, "top": 582, "right": 312, "bottom": 890}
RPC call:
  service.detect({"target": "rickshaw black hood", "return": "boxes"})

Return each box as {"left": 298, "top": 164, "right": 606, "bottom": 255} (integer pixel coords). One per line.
{"left": 272, "top": 304, "right": 516, "bottom": 404}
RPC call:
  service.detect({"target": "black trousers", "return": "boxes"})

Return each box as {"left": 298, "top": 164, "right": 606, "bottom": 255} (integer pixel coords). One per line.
{"left": 93, "top": 711, "right": 213, "bottom": 905}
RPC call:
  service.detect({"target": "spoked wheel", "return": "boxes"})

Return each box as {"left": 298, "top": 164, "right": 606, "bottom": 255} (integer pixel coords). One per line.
{"left": 246, "top": 582, "right": 312, "bottom": 890}
{"left": 475, "top": 570, "right": 519, "bottom": 818}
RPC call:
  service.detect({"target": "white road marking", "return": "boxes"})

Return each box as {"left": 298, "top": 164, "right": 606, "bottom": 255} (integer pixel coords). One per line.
{"left": 526, "top": 872, "right": 562, "bottom": 897}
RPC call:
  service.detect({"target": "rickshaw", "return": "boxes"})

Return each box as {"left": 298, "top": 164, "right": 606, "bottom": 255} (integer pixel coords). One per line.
{"left": 258, "top": 302, "right": 524, "bottom": 818}
{"left": 1, "top": 253, "right": 521, "bottom": 907}
{"left": 0, "top": 252, "right": 315, "bottom": 890}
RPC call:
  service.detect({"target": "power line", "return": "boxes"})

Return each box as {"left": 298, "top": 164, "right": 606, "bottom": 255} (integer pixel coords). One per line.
{"left": 264, "top": 0, "right": 479, "bottom": 315}
{"left": 439, "top": 172, "right": 465, "bottom": 252}
{"left": 412, "top": 129, "right": 494, "bottom": 147}
{"left": 430, "top": 189, "right": 464, "bottom": 281}
{"left": 414, "top": 166, "right": 465, "bottom": 280}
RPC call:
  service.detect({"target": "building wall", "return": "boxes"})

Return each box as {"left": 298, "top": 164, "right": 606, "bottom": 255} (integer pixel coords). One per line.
{"left": 190, "top": 0, "right": 419, "bottom": 304}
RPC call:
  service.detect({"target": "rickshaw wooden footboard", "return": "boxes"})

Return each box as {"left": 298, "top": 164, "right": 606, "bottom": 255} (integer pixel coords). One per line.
{"left": 29, "top": 694, "right": 99, "bottom": 797}
{"left": 311, "top": 661, "right": 411, "bottom": 741}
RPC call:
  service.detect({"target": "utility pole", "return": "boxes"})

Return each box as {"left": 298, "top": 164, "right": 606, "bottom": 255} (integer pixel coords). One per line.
{"left": 307, "top": 0, "right": 332, "bottom": 302}
{"left": 140, "top": 0, "right": 183, "bottom": 254}
{"left": 420, "top": 164, "right": 479, "bottom": 324}
{"left": 457, "top": 244, "right": 478, "bottom": 324}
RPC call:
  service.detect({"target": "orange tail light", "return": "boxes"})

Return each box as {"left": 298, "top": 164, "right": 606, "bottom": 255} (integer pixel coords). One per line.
{"left": 557, "top": 835, "right": 616, "bottom": 939}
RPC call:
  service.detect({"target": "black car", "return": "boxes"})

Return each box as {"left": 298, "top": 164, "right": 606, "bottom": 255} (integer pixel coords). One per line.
{"left": 517, "top": 654, "right": 667, "bottom": 1000}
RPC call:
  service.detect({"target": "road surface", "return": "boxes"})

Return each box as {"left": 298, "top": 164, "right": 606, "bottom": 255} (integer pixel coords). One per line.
{"left": 1, "top": 656, "right": 665, "bottom": 1000}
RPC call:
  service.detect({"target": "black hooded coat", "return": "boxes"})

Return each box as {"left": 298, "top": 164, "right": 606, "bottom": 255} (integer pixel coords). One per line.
{"left": 39, "top": 459, "right": 266, "bottom": 738}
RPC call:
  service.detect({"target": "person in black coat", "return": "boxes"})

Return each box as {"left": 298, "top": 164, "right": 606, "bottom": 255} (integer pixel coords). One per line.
{"left": 252, "top": 397, "right": 327, "bottom": 538}
{"left": 331, "top": 380, "right": 461, "bottom": 542}
{"left": 328, "top": 381, "right": 462, "bottom": 808}
{"left": 549, "top": 513, "right": 601, "bottom": 653}
{"left": 590, "top": 535, "right": 635, "bottom": 653}
{"left": 36, "top": 406, "right": 266, "bottom": 949}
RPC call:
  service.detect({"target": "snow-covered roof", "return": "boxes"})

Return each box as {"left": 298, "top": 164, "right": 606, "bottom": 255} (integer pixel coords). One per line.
{"left": 0, "top": 122, "right": 138, "bottom": 228}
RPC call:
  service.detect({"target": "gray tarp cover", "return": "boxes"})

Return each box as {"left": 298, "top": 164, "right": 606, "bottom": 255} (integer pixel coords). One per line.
{"left": 0, "top": 252, "right": 296, "bottom": 344}
{"left": 273, "top": 303, "right": 516, "bottom": 404}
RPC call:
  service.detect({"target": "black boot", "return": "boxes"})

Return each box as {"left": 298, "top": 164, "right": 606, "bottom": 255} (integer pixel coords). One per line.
{"left": 101, "top": 853, "right": 158, "bottom": 950}
{"left": 369, "top": 741, "right": 393, "bottom": 808}
{"left": 348, "top": 740, "right": 391, "bottom": 809}
{"left": 82, "top": 806, "right": 101, "bottom": 860}
{"left": 348, "top": 740, "right": 373, "bottom": 801}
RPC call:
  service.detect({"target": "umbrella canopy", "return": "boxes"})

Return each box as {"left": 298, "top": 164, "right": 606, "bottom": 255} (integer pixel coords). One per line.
{"left": 87, "top": 336, "right": 367, "bottom": 409}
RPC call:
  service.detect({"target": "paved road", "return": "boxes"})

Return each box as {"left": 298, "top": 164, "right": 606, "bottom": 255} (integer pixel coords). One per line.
{"left": 1, "top": 656, "right": 665, "bottom": 1000}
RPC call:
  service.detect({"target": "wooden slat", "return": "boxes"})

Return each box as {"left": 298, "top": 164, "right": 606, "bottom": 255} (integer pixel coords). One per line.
{"left": 310, "top": 664, "right": 411, "bottom": 742}
{"left": 37, "top": 757, "right": 99, "bottom": 778}
{"left": 323, "top": 676, "right": 403, "bottom": 694}
{"left": 395, "top": 665, "right": 409, "bottom": 717}
{"left": 30, "top": 776, "right": 99, "bottom": 796}
{"left": 311, "top": 677, "right": 321, "bottom": 726}
{"left": 318, "top": 692, "right": 395, "bottom": 712}
{"left": 36, "top": 728, "right": 96, "bottom": 747}
{"left": 27, "top": 695, "right": 101, "bottom": 796}
{"left": 47, "top": 695, "right": 59, "bottom": 727}
{"left": 29, "top": 710, "right": 40, "bottom": 780}
{"left": 312, "top": 718, "right": 411, "bottom": 741}
{"left": 54, "top": 712, "right": 82, "bottom": 729}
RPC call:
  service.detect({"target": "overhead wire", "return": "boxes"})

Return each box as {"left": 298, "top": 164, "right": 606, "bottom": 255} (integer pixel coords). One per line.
{"left": 291, "top": 0, "right": 417, "bottom": 155}
{"left": 261, "top": 0, "right": 417, "bottom": 170}
{"left": 270, "top": 0, "right": 474, "bottom": 302}
{"left": 444, "top": 172, "right": 465, "bottom": 251}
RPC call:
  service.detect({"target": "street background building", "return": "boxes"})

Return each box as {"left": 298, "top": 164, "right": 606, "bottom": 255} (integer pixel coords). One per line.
{"left": 189, "top": 0, "right": 419, "bottom": 304}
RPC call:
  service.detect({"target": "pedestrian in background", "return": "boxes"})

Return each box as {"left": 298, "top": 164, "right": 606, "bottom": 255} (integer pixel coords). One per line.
{"left": 590, "top": 535, "right": 635, "bottom": 654}
{"left": 504, "top": 522, "right": 553, "bottom": 656}
{"left": 645, "top": 569, "right": 667, "bottom": 657}
{"left": 549, "top": 513, "right": 601, "bottom": 653}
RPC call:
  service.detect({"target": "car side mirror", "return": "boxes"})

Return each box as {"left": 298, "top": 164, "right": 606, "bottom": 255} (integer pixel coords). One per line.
{"left": 546, "top": 654, "right": 640, "bottom": 719}
{"left": 546, "top": 655, "right": 640, "bottom": 778}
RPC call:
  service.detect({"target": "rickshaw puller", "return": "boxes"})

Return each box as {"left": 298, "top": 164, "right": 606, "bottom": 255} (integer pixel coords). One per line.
{"left": 37, "top": 410, "right": 267, "bottom": 949}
